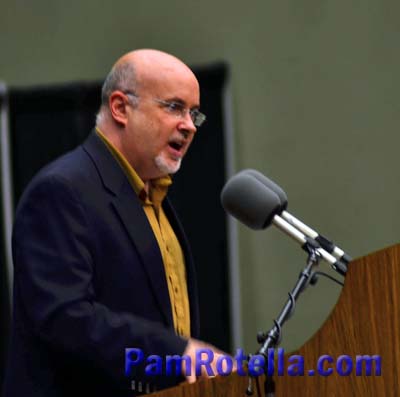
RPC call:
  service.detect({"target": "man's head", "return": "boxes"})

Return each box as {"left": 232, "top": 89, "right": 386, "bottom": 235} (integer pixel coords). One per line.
{"left": 96, "top": 49, "right": 204, "bottom": 181}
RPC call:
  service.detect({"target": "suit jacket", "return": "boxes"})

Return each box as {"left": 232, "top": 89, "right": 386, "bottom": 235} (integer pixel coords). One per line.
{"left": 3, "top": 132, "right": 200, "bottom": 397}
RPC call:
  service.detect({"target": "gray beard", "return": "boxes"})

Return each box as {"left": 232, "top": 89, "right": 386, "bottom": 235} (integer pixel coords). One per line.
{"left": 154, "top": 154, "right": 182, "bottom": 175}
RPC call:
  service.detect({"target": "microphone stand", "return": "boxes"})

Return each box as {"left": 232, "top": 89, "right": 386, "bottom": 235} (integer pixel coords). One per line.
{"left": 246, "top": 243, "right": 321, "bottom": 396}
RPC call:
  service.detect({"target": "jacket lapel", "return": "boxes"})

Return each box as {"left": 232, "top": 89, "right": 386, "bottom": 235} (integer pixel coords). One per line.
{"left": 82, "top": 131, "right": 173, "bottom": 327}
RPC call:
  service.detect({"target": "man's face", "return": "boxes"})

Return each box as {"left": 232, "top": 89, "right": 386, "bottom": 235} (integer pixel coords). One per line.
{"left": 122, "top": 66, "right": 200, "bottom": 181}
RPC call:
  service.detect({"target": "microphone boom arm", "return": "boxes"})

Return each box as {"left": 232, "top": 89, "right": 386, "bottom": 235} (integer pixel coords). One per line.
{"left": 272, "top": 215, "right": 347, "bottom": 276}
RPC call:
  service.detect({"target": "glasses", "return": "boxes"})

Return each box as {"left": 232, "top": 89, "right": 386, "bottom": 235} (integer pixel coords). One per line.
{"left": 124, "top": 91, "right": 206, "bottom": 127}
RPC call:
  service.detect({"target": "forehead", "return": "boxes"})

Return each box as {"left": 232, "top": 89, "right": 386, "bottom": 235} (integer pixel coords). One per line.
{"left": 138, "top": 62, "right": 200, "bottom": 106}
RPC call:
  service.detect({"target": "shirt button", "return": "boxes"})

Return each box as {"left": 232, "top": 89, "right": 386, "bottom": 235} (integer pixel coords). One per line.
{"left": 176, "top": 306, "right": 184, "bottom": 317}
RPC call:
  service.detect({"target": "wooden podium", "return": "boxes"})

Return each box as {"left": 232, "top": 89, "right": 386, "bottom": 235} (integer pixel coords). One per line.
{"left": 150, "top": 243, "right": 400, "bottom": 396}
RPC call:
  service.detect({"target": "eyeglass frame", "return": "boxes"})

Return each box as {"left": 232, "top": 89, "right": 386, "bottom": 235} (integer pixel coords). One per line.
{"left": 122, "top": 90, "right": 207, "bottom": 128}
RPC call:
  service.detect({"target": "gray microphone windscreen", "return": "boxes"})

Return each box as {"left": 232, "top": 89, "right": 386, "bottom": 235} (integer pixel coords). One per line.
{"left": 242, "top": 169, "right": 288, "bottom": 210}
{"left": 221, "top": 170, "right": 282, "bottom": 230}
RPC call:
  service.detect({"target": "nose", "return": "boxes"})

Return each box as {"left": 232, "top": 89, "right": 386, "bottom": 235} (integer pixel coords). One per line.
{"left": 178, "top": 111, "right": 197, "bottom": 135}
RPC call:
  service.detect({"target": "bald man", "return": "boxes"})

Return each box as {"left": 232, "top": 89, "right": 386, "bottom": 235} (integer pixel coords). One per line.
{"left": 3, "top": 50, "right": 224, "bottom": 397}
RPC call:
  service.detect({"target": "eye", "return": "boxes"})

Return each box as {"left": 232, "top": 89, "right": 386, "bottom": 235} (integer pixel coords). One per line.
{"left": 165, "top": 102, "right": 184, "bottom": 114}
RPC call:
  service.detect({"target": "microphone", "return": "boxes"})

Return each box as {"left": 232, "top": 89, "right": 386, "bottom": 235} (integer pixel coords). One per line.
{"left": 221, "top": 170, "right": 348, "bottom": 276}
{"left": 220, "top": 169, "right": 283, "bottom": 230}
{"left": 242, "top": 169, "right": 352, "bottom": 265}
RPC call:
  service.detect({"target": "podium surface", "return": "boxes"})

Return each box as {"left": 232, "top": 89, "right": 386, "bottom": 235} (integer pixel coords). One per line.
{"left": 150, "top": 243, "right": 400, "bottom": 396}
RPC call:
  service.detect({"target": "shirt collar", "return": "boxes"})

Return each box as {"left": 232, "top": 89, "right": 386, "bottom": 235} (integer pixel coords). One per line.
{"left": 95, "top": 127, "right": 172, "bottom": 206}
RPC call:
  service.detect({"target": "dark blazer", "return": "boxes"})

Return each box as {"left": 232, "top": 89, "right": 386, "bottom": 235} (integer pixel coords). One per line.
{"left": 3, "top": 132, "right": 200, "bottom": 397}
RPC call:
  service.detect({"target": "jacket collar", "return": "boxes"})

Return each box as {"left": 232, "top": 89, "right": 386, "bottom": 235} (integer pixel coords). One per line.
{"left": 82, "top": 130, "right": 126, "bottom": 196}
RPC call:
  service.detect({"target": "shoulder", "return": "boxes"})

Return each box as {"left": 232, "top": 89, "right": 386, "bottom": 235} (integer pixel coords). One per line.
{"left": 15, "top": 145, "right": 100, "bottom": 213}
{"left": 22, "top": 131, "right": 113, "bottom": 196}
{"left": 37, "top": 145, "right": 97, "bottom": 187}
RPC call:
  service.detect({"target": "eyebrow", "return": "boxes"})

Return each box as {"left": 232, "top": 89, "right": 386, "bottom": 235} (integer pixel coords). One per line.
{"left": 165, "top": 96, "right": 200, "bottom": 110}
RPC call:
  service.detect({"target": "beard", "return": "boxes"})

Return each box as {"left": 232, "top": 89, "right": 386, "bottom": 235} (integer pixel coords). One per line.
{"left": 154, "top": 153, "right": 182, "bottom": 175}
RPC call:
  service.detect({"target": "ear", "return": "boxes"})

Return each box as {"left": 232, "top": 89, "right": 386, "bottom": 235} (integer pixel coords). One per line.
{"left": 109, "top": 91, "right": 130, "bottom": 126}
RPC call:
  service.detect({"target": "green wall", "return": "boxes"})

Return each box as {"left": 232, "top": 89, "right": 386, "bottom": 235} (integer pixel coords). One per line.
{"left": 2, "top": 0, "right": 400, "bottom": 354}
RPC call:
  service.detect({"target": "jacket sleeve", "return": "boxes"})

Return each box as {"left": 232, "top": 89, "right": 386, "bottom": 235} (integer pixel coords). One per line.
{"left": 12, "top": 174, "right": 188, "bottom": 387}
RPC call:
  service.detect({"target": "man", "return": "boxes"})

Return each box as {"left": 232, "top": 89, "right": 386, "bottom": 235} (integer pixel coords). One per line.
{"left": 3, "top": 49, "right": 224, "bottom": 396}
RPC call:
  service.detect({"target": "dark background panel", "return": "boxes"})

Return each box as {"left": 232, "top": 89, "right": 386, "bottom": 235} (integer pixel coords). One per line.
{"left": 9, "top": 83, "right": 101, "bottom": 201}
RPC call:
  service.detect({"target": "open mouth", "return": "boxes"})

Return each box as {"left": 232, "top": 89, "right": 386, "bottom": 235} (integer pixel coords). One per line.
{"left": 168, "top": 141, "right": 184, "bottom": 151}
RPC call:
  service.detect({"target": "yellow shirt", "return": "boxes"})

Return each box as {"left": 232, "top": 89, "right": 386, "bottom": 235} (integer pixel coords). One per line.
{"left": 95, "top": 128, "right": 191, "bottom": 337}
